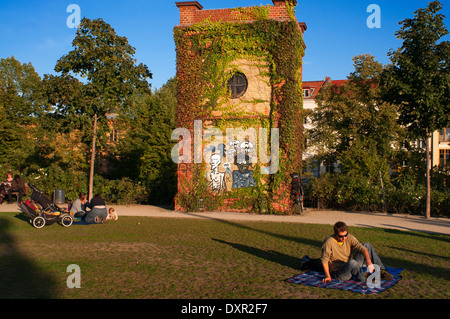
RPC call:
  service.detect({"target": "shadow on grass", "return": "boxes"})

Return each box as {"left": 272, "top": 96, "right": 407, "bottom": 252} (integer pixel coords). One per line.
{"left": 0, "top": 217, "right": 59, "bottom": 298}
{"left": 184, "top": 212, "right": 324, "bottom": 248}
{"left": 213, "top": 238, "right": 450, "bottom": 284}
{"left": 388, "top": 246, "right": 450, "bottom": 262}
{"left": 205, "top": 214, "right": 450, "bottom": 284}
{"left": 383, "top": 227, "right": 450, "bottom": 244}
{"left": 212, "top": 238, "right": 300, "bottom": 270}
{"left": 14, "top": 212, "right": 30, "bottom": 223}
{"left": 381, "top": 256, "right": 449, "bottom": 281}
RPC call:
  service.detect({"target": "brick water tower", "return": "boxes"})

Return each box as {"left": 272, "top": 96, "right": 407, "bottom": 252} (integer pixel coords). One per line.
{"left": 173, "top": 0, "right": 306, "bottom": 214}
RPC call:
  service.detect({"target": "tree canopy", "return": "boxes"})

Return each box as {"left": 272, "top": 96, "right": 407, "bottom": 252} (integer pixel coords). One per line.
{"left": 310, "top": 54, "right": 401, "bottom": 180}
{"left": 382, "top": 1, "right": 449, "bottom": 138}
{"left": 50, "top": 17, "right": 153, "bottom": 199}
{"left": 0, "top": 56, "right": 44, "bottom": 168}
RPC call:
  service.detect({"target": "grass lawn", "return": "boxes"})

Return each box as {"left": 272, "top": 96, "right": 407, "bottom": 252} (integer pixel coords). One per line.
{"left": 0, "top": 211, "right": 449, "bottom": 299}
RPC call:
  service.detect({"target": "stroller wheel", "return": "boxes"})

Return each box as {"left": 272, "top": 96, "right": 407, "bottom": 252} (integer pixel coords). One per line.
{"left": 33, "top": 216, "right": 46, "bottom": 229}
{"left": 61, "top": 215, "right": 73, "bottom": 227}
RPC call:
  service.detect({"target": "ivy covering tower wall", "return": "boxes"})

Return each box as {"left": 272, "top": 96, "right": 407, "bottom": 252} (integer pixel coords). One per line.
{"left": 173, "top": 1, "right": 305, "bottom": 214}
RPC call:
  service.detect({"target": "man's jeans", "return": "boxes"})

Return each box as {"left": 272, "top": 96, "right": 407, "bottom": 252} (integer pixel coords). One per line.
{"left": 84, "top": 207, "right": 107, "bottom": 224}
{"left": 333, "top": 243, "right": 385, "bottom": 282}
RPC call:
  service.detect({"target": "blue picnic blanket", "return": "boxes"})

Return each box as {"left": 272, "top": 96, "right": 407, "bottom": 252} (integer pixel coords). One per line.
{"left": 286, "top": 266, "right": 403, "bottom": 294}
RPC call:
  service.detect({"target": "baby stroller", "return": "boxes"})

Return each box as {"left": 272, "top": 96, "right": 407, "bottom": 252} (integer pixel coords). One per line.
{"left": 19, "top": 184, "right": 73, "bottom": 229}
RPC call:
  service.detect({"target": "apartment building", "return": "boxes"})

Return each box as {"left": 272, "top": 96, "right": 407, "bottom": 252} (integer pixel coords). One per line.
{"left": 433, "top": 128, "right": 450, "bottom": 168}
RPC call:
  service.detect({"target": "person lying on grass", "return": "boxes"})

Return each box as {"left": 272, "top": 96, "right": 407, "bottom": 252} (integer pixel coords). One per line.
{"left": 300, "top": 221, "right": 393, "bottom": 282}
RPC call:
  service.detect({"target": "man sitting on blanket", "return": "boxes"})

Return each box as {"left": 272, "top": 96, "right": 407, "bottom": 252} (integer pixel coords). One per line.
{"left": 320, "top": 221, "right": 393, "bottom": 283}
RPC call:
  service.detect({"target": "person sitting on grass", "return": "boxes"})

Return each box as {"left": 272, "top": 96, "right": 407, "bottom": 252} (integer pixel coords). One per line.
{"left": 84, "top": 194, "right": 108, "bottom": 224}
{"left": 106, "top": 207, "right": 118, "bottom": 220}
{"left": 299, "top": 221, "right": 393, "bottom": 282}
{"left": 70, "top": 192, "right": 90, "bottom": 219}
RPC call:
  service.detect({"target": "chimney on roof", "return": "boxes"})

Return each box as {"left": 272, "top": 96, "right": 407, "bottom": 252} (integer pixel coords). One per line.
{"left": 176, "top": 1, "right": 203, "bottom": 26}
{"left": 298, "top": 22, "right": 307, "bottom": 33}
{"left": 272, "top": 0, "right": 298, "bottom": 6}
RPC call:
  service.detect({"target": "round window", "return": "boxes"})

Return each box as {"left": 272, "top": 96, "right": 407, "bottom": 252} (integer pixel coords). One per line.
{"left": 227, "top": 72, "right": 248, "bottom": 99}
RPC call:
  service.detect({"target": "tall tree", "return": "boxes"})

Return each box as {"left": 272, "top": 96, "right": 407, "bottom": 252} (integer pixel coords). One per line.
{"left": 381, "top": 1, "right": 449, "bottom": 218}
{"left": 40, "top": 73, "right": 90, "bottom": 168}
{"left": 0, "top": 56, "right": 45, "bottom": 121}
{"left": 112, "top": 78, "right": 177, "bottom": 204}
{"left": 53, "top": 18, "right": 152, "bottom": 199}
{"left": 0, "top": 56, "right": 44, "bottom": 168}
{"left": 139, "top": 78, "right": 177, "bottom": 204}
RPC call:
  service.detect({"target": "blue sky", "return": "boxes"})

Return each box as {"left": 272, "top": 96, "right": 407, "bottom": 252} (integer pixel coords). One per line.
{"left": 1, "top": 0, "right": 448, "bottom": 90}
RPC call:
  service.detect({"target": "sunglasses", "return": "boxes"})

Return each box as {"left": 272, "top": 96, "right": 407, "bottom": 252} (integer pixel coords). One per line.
{"left": 337, "top": 233, "right": 348, "bottom": 238}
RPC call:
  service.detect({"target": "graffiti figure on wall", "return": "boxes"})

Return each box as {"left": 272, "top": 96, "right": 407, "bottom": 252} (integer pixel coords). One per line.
{"left": 207, "top": 139, "right": 256, "bottom": 192}
{"left": 209, "top": 153, "right": 226, "bottom": 192}
{"left": 206, "top": 143, "right": 231, "bottom": 193}
{"left": 229, "top": 139, "right": 256, "bottom": 189}
{"left": 232, "top": 153, "right": 255, "bottom": 189}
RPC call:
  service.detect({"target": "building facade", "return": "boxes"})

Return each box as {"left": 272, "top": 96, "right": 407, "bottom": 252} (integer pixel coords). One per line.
{"left": 433, "top": 128, "right": 450, "bottom": 169}
{"left": 173, "top": 0, "right": 306, "bottom": 213}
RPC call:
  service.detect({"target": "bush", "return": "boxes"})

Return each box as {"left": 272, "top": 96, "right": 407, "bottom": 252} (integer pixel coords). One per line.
{"left": 305, "top": 173, "right": 383, "bottom": 212}
{"left": 22, "top": 164, "right": 88, "bottom": 203}
{"left": 431, "top": 188, "right": 450, "bottom": 217}
{"left": 19, "top": 168, "right": 147, "bottom": 205}
{"left": 93, "top": 176, "right": 147, "bottom": 205}
{"left": 304, "top": 173, "right": 338, "bottom": 209}
{"left": 305, "top": 167, "right": 449, "bottom": 217}
{"left": 386, "top": 184, "right": 425, "bottom": 215}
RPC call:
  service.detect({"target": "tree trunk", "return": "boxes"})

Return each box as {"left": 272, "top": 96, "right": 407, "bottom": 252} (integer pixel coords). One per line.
{"left": 89, "top": 113, "right": 98, "bottom": 201}
{"left": 425, "top": 130, "right": 431, "bottom": 219}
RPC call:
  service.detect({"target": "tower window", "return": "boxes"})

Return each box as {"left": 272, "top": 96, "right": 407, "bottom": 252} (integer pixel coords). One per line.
{"left": 227, "top": 72, "right": 248, "bottom": 99}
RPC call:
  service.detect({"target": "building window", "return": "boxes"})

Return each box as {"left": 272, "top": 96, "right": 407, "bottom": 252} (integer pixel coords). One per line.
{"left": 440, "top": 149, "right": 450, "bottom": 168}
{"left": 440, "top": 128, "right": 450, "bottom": 142}
{"left": 417, "top": 139, "right": 426, "bottom": 149}
{"left": 109, "top": 128, "right": 118, "bottom": 143}
{"left": 303, "top": 89, "right": 310, "bottom": 97}
{"left": 227, "top": 72, "right": 248, "bottom": 99}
